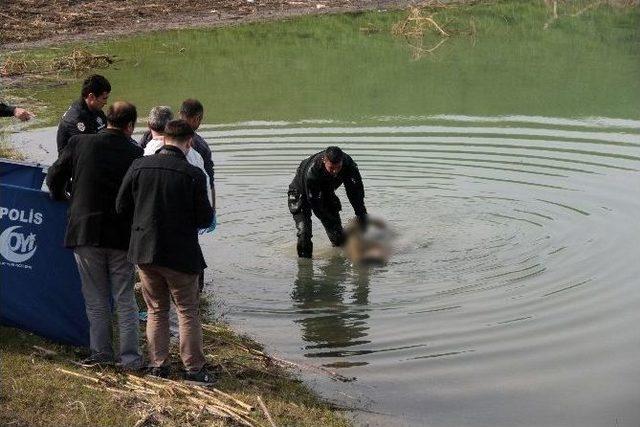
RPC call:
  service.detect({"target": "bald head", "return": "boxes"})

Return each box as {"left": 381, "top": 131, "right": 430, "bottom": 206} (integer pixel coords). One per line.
{"left": 106, "top": 101, "right": 137, "bottom": 130}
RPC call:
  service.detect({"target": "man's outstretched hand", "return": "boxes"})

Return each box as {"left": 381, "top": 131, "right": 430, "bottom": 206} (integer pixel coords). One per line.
{"left": 14, "top": 107, "right": 35, "bottom": 122}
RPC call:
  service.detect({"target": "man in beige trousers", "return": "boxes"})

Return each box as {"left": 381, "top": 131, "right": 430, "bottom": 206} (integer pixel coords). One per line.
{"left": 116, "top": 119, "right": 214, "bottom": 383}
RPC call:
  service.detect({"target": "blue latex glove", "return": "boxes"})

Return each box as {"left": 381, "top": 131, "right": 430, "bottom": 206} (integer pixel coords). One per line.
{"left": 199, "top": 212, "right": 217, "bottom": 235}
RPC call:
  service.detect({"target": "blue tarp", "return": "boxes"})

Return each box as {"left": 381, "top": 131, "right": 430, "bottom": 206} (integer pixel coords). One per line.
{"left": 0, "top": 159, "right": 89, "bottom": 346}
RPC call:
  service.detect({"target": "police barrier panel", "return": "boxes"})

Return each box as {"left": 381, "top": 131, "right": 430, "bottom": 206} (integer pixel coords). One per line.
{"left": 0, "top": 181, "right": 89, "bottom": 346}
{"left": 0, "top": 159, "right": 46, "bottom": 190}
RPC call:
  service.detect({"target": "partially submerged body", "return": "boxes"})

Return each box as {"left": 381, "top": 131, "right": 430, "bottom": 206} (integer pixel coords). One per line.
{"left": 343, "top": 217, "right": 393, "bottom": 266}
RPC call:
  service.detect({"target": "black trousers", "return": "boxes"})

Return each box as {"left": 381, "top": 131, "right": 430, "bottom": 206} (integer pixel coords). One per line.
{"left": 288, "top": 189, "right": 344, "bottom": 258}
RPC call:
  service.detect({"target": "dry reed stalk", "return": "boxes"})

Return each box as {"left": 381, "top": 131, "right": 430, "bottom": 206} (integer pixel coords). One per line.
{"left": 132, "top": 411, "right": 157, "bottom": 427}
{"left": 56, "top": 368, "right": 101, "bottom": 383}
{"left": 543, "top": 0, "right": 628, "bottom": 29}
{"left": 257, "top": 395, "right": 277, "bottom": 427}
{"left": 210, "top": 387, "right": 255, "bottom": 411}
{"left": 186, "top": 396, "right": 230, "bottom": 418}
{"left": 32, "top": 345, "right": 58, "bottom": 358}
{"left": 391, "top": 4, "right": 456, "bottom": 59}
{"left": 83, "top": 384, "right": 129, "bottom": 395}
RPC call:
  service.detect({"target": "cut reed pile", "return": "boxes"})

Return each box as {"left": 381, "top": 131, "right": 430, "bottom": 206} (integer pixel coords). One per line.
{"left": 19, "top": 322, "right": 352, "bottom": 426}
{"left": 0, "top": 49, "right": 115, "bottom": 78}
{"left": 57, "top": 368, "right": 260, "bottom": 427}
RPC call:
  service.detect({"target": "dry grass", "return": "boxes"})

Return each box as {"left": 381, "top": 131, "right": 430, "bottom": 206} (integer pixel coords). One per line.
{"left": 0, "top": 49, "right": 115, "bottom": 78}
{"left": 1, "top": 319, "right": 351, "bottom": 426}
{"left": 0, "top": 130, "right": 25, "bottom": 160}
{"left": 391, "top": 1, "right": 480, "bottom": 59}
{"left": 543, "top": 0, "right": 640, "bottom": 28}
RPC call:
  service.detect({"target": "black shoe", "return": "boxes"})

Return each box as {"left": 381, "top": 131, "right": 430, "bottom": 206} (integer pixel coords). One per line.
{"left": 78, "top": 353, "right": 115, "bottom": 368}
{"left": 145, "top": 365, "right": 170, "bottom": 379}
{"left": 184, "top": 365, "right": 218, "bottom": 385}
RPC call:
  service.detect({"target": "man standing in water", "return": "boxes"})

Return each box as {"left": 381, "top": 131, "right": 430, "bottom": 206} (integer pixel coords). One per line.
{"left": 56, "top": 74, "right": 110, "bottom": 155}
{"left": 288, "top": 146, "right": 368, "bottom": 258}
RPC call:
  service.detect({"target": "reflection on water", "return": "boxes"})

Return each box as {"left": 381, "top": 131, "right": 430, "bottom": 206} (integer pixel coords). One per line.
{"left": 292, "top": 258, "right": 370, "bottom": 362}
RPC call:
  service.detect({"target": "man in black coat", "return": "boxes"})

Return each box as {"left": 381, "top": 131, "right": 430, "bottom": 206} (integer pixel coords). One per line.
{"left": 56, "top": 74, "right": 110, "bottom": 155}
{"left": 46, "top": 101, "right": 143, "bottom": 368}
{"left": 116, "top": 119, "right": 214, "bottom": 383}
{"left": 288, "top": 146, "right": 368, "bottom": 258}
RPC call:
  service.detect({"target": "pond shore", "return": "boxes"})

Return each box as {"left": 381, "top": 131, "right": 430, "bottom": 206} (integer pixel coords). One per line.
{"left": 0, "top": 322, "right": 352, "bottom": 426}
{"left": 1, "top": 0, "right": 416, "bottom": 50}
{"left": 0, "top": 291, "right": 352, "bottom": 426}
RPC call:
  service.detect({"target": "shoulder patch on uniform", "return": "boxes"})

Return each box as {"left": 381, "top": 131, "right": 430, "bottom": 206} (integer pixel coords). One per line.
{"left": 77, "top": 122, "right": 86, "bottom": 132}
{"left": 96, "top": 117, "right": 104, "bottom": 126}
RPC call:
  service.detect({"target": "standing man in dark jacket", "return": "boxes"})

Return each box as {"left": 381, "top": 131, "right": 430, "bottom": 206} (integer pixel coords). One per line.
{"left": 116, "top": 120, "right": 214, "bottom": 383}
{"left": 0, "top": 101, "right": 34, "bottom": 121}
{"left": 46, "top": 101, "right": 143, "bottom": 368}
{"left": 56, "top": 74, "right": 110, "bottom": 155}
{"left": 288, "top": 146, "right": 368, "bottom": 258}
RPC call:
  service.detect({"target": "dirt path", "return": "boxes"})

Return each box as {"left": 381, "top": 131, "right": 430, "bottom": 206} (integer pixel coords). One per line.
{"left": 1, "top": 0, "right": 412, "bottom": 51}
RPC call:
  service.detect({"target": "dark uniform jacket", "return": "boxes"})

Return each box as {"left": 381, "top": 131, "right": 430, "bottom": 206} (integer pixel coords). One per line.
{"left": 46, "top": 128, "right": 143, "bottom": 250}
{"left": 0, "top": 102, "right": 16, "bottom": 117}
{"left": 116, "top": 145, "right": 213, "bottom": 274}
{"left": 289, "top": 151, "right": 367, "bottom": 219}
{"left": 56, "top": 98, "right": 107, "bottom": 154}
{"left": 139, "top": 130, "right": 214, "bottom": 187}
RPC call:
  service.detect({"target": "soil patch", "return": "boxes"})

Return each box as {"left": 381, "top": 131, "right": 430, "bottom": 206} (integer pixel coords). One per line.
{"left": 1, "top": 0, "right": 411, "bottom": 50}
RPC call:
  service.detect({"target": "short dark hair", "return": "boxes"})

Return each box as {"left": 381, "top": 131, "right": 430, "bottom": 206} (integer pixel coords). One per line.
{"left": 81, "top": 75, "right": 111, "bottom": 98}
{"left": 324, "top": 146, "right": 344, "bottom": 163}
{"left": 179, "top": 99, "right": 204, "bottom": 118}
{"left": 106, "top": 101, "right": 137, "bottom": 129}
{"left": 164, "top": 119, "right": 194, "bottom": 144}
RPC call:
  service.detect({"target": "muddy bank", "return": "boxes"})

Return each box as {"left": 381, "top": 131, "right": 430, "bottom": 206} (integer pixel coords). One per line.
{"left": 1, "top": 0, "right": 414, "bottom": 50}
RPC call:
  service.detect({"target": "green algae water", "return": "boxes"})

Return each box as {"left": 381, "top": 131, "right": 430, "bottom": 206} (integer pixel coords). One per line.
{"left": 11, "top": 3, "right": 640, "bottom": 426}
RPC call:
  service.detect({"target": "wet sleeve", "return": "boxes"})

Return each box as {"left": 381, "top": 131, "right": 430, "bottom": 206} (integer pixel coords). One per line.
{"left": 193, "top": 171, "right": 214, "bottom": 229}
{"left": 0, "top": 102, "right": 16, "bottom": 117}
{"left": 304, "top": 175, "right": 324, "bottom": 212}
{"left": 344, "top": 161, "right": 367, "bottom": 218}
{"left": 46, "top": 140, "right": 74, "bottom": 200}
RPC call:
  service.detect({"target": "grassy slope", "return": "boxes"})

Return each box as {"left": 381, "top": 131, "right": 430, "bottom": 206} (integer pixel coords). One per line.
{"left": 0, "top": 323, "right": 350, "bottom": 426}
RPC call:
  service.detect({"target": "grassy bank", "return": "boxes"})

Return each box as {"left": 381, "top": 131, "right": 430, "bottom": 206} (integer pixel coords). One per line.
{"left": 0, "top": 321, "right": 350, "bottom": 426}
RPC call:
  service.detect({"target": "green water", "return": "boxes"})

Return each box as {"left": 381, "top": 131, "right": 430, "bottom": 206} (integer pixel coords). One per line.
{"left": 27, "top": 2, "right": 640, "bottom": 125}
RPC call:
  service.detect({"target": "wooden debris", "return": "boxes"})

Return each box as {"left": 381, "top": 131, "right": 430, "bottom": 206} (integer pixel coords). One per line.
{"left": 58, "top": 367, "right": 259, "bottom": 425}
{"left": 257, "top": 395, "right": 277, "bottom": 427}
{"left": 32, "top": 345, "right": 58, "bottom": 358}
